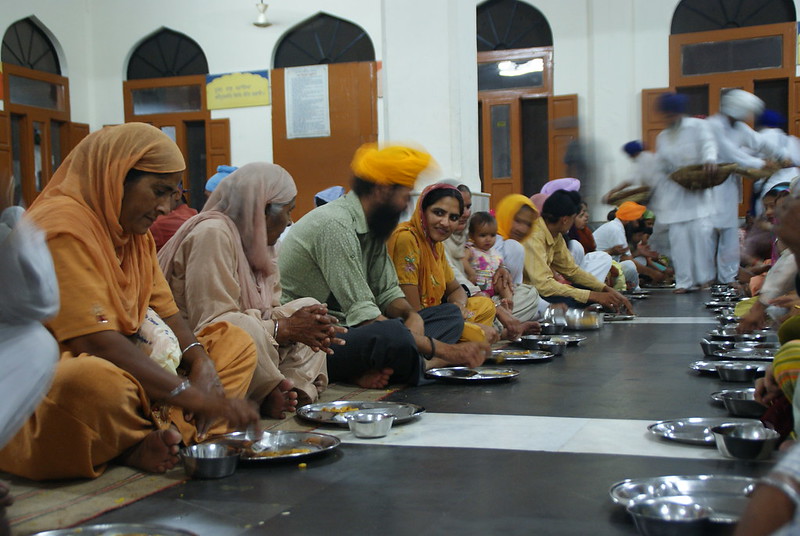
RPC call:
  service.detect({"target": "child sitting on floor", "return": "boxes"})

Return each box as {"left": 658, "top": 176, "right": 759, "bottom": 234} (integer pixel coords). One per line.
{"left": 465, "top": 211, "right": 514, "bottom": 307}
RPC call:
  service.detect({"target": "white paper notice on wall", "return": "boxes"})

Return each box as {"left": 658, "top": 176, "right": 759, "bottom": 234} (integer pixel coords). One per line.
{"left": 285, "top": 65, "right": 331, "bottom": 139}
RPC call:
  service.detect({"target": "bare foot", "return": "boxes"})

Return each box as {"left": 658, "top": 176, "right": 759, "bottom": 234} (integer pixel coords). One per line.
{"left": 293, "top": 388, "right": 313, "bottom": 409}
{"left": 120, "top": 428, "right": 181, "bottom": 473}
{"left": 672, "top": 288, "right": 690, "bottom": 294}
{"left": 261, "top": 379, "right": 298, "bottom": 419}
{"left": 354, "top": 368, "right": 393, "bottom": 389}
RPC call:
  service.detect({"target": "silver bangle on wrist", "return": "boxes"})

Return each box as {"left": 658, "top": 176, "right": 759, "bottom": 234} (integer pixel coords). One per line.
{"left": 168, "top": 379, "right": 191, "bottom": 399}
{"left": 760, "top": 475, "right": 800, "bottom": 506}
{"left": 181, "top": 341, "right": 203, "bottom": 355}
{"left": 273, "top": 319, "right": 280, "bottom": 340}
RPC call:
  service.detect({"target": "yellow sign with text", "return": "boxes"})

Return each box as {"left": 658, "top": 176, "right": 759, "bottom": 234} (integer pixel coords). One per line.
{"left": 206, "top": 71, "right": 270, "bottom": 110}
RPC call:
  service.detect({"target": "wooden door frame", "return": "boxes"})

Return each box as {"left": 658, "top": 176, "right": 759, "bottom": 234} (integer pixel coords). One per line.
{"left": 3, "top": 63, "right": 71, "bottom": 205}
{"left": 669, "top": 22, "right": 796, "bottom": 119}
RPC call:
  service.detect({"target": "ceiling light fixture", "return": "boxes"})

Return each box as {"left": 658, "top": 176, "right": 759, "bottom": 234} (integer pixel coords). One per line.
{"left": 253, "top": 1, "right": 271, "bottom": 28}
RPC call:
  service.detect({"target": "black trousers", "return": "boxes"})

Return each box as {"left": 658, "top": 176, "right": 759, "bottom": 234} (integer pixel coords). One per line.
{"left": 326, "top": 303, "right": 463, "bottom": 385}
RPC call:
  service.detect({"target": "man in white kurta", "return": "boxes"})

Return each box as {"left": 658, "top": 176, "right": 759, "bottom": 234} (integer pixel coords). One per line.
{"left": 592, "top": 202, "right": 647, "bottom": 291}
{"left": 654, "top": 93, "right": 718, "bottom": 292}
{"left": 706, "top": 90, "right": 774, "bottom": 283}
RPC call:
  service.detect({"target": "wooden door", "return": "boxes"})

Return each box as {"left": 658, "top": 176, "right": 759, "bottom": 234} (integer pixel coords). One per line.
{"left": 0, "top": 112, "right": 11, "bottom": 206}
{"left": 271, "top": 62, "right": 378, "bottom": 218}
{"left": 480, "top": 96, "right": 520, "bottom": 208}
{"left": 641, "top": 88, "right": 670, "bottom": 152}
{"left": 548, "top": 94, "right": 579, "bottom": 180}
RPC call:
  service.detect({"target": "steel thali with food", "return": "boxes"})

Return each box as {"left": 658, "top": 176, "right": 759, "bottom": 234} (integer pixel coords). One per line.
{"left": 296, "top": 400, "right": 425, "bottom": 426}
{"left": 31, "top": 524, "right": 199, "bottom": 536}
{"left": 425, "top": 366, "right": 520, "bottom": 382}
{"left": 204, "top": 430, "right": 340, "bottom": 461}
{"left": 488, "top": 348, "right": 553, "bottom": 363}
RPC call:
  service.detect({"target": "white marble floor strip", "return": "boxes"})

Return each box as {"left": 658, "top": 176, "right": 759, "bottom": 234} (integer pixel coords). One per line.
{"left": 631, "top": 317, "right": 716, "bottom": 324}
{"left": 326, "top": 412, "right": 744, "bottom": 462}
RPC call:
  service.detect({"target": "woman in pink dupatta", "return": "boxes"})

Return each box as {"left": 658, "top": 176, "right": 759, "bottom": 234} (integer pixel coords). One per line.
{"left": 159, "top": 163, "right": 340, "bottom": 417}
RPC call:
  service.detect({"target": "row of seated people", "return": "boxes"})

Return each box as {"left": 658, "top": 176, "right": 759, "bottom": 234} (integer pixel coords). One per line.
{"left": 0, "top": 123, "right": 633, "bottom": 490}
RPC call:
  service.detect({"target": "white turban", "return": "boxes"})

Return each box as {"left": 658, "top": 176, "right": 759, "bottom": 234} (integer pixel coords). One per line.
{"left": 720, "top": 90, "right": 764, "bottom": 121}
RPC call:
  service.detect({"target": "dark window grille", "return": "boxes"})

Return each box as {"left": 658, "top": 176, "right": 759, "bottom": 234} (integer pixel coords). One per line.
{"left": 671, "top": 0, "right": 795, "bottom": 34}
{"left": 127, "top": 29, "right": 208, "bottom": 80}
{"left": 2, "top": 18, "right": 60, "bottom": 74}
{"left": 274, "top": 13, "right": 375, "bottom": 68}
{"left": 477, "top": 0, "right": 553, "bottom": 51}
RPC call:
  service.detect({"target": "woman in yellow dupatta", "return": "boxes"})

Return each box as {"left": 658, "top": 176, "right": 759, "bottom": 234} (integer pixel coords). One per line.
{"left": 388, "top": 184, "right": 497, "bottom": 343}
{"left": 0, "top": 123, "right": 258, "bottom": 481}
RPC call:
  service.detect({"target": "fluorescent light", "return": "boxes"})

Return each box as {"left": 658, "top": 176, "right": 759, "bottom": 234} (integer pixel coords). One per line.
{"left": 498, "top": 58, "right": 544, "bottom": 77}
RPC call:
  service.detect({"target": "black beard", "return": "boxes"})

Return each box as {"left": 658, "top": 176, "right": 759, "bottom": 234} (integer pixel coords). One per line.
{"left": 367, "top": 201, "right": 403, "bottom": 242}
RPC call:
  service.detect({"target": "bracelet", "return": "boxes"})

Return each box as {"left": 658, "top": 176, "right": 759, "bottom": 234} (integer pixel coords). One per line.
{"left": 168, "top": 379, "right": 191, "bottom": 399}
{"left": 181, "top": 341, "right": 203, "bottom": 355}
{"left": 425, "top": 336, "right": 436, "bottom": 359}
{"left": 273, "top": 319, "right": 280, "bottom": 340}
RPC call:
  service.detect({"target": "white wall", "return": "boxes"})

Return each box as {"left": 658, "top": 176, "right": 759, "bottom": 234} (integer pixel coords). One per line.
{"left": 5, "top": 0, "right": 800, "bottom": 214}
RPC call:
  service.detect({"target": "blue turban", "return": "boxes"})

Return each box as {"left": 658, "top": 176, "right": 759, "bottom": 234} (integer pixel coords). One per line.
{"left": 622, "top": 141, "right": 644, "bottom": 157}
{"left": 205, "top": 165, "right": 238, "bottom": 192}
{"left": 314, "top": 185, "right": 346, "bottom": 207}
{"left": 759, "top": 110, "right": 787, "bottom": 129}
{"left": 658, "top": 93, "right": 688, "bottom": 114}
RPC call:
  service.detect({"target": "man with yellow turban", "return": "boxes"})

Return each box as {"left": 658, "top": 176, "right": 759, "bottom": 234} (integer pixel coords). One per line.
{"left": 279, "top": 144, "right": 488, "bottom": 389}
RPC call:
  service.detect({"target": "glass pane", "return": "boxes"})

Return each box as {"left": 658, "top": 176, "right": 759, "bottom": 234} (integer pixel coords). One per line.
{"left": 490, "top": 104, "right": 511, "bottom": 179}
{"left": 33, "top": 121, "right": 44, "bottom": 191}
{"left": 8, "top": 74, "right": 64, "bottom": 111}
{"left": 132, "top": 85, "right": 202, "bottom": 115}
{"left": 50, "top": 121, "right": 62, "bottom": 172}
{"left": 160, "top": 126, "right": 177, "bottom": 142}
{"left": 521, "top": 99, "right": 548, "bottom": 197}
{"left": 676, "top": 85, "right": 709, "bottom": 117}
{"left": 10, "top": 115, "right": 23, "bottom": 205}
{"left": 478, "top": 59, "right": 544, "bottom": 91}
{"left": 681, "top": 36, "right": 782, "bottom": 76}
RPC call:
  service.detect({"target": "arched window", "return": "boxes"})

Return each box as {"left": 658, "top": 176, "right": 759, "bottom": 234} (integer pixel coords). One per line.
{"left": 476, "top": 0, "right": 552, "bottom": 51}
{"left": 1, "top": 17, "right": 77, "bottom": 207}
{"left": 671, "top": 0, "right": 796, "bottom": 35}
{"left": 274, "top": 13, "right": 374, "bottom": 68}
{"left": 127, "top": 28, "right": 208, "bottom": 80}
{"left": 2, "top": 17, "right": 60, "bottom": 74}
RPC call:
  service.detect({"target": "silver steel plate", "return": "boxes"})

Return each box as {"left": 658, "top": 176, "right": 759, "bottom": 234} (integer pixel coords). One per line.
{"left": 296, "top": 400, "right": 425, "bottom": 426}
{"left": 647, "top": 417, "right": 762, "bottom": 445}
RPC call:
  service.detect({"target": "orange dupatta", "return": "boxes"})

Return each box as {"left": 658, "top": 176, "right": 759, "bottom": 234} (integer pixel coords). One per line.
{"left": 387, "top": 184, "right": 457, "bottom": 309}
{"left": 26, "top": 123, "right": 186, "bottom": 338}
{"left": 496, "top": 194, "right": 538, "bottom": 241}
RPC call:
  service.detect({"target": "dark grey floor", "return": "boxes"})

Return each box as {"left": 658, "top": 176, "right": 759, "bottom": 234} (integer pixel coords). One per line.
{"left": 85, "top": 290, "right": 771, "bottom": 535}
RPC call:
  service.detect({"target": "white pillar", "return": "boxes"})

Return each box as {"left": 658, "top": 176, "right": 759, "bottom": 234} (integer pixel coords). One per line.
{"left": 381, "top": 0, "right": 480, "bottom": 194}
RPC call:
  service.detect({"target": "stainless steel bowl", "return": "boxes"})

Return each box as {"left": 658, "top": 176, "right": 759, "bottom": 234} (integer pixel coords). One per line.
{"left": 699, "top": 338, "right": 735, "bottom": 356}
{"left": 711, "top": 423, "right": 780, "bottom": 460}
{"left": 539, "top": 322, "right": 565, "bottom": 335}
{"left": 537, "top": 339, "right": 566, "bottom": 356}
{"left": 627, "top": 498, "right": 712, "bottom": 536}
{"left": 344, "top": 411, "right": 395, "bottom": 438}
{"left": 517, "top": 334, "right": 551, "bottom": 349}
{"left": 720, "top": 388, "right": 767, "bottom": 418}
{"left": 715, "top": 362, "right": 765, "bottom": 382}
{"left": 716, "top": 314, "right": 739, "bottom": 326}
{"left": 181, "top": 443, "right": 239, "bottom": 479}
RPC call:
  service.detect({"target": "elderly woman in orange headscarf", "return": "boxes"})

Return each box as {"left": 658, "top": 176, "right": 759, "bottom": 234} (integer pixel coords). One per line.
{"left": 159, "top": 163, "right": 341, "bottom": 418}
{"left": 388, "top": 184, "right": 498, "bottom": 343}
{"left": 0, "top": 123, "right": 259, "bottom": 481}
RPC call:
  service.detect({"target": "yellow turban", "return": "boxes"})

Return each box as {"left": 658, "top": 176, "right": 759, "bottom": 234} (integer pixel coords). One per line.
{"left": 616, "top": 201, "right": 646, "bottom": 221}
{"left": 351, "top": 143, "right": 433, "bottom": 189}
{"left": 496, "top": 194, "right": 539, "bottom": 240}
